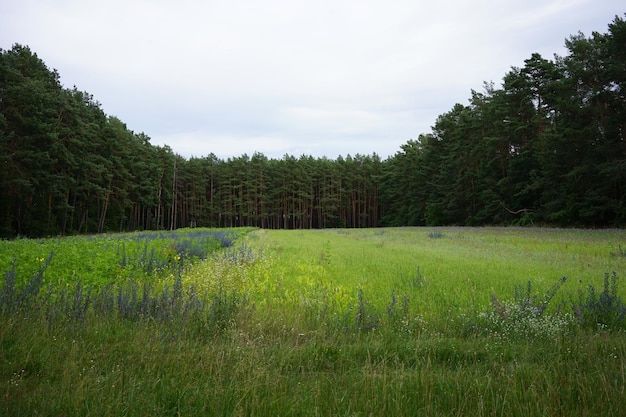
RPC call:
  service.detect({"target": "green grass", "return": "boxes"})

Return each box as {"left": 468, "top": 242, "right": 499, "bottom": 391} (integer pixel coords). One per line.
{"left": 249, "top": 228, "right": 625, "bottom": 321}
{"left": 2, "top": 227, "right": 626, "bottom": 416}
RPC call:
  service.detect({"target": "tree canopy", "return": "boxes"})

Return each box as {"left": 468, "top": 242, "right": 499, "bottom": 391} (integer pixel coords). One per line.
{"left": 1, "top": 15, "right": 624, "bottom": 237}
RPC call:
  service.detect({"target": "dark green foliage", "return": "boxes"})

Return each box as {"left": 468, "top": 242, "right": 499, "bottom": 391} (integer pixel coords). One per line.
{"left": 381, "top": 15, "right": 626, "bottom": 228}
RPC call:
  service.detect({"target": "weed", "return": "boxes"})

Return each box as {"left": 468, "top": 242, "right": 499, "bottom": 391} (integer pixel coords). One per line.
{"left": 572, "top": 271, "right": 626, "bottom": 330}
{"left": 69, "top": 281, "right": 92, "bottom": 323}
{"left": 512, "top": 276, "right": 568, "bottom": 318}
{"left": 207, "top": 286, "right": 247, "bottom": 332}
{"left": 318, "top": 240, "right": 332, "bottom": 266}
{"left": 401, "top": 266, "right": 426, "bottom": 289}
{"left": 114, "top": 229, "right": 239, "bottom": 278}
{"left": 0, "top": 231, "right": 250, "bottom": 335}
{"left": 469, "top": 277, "right": 574, "bottom": 339}
{"left": 0, "top": 251, "right": 53, "bottom": 316}
{"left": 214, "top": 230, "right": 236, "bottom": 248}
{"left": 428, "top": 231, "right": 444, "bottom": 239}
{"left": 609, "top": 244, "right": 626, "bottom": 258}
{"left": 0, "top": 260, "right": 17, "bottom": 315}
{"left": 386, "top": 291, "right": 419, "bottom": 335}
{"left": 138, "top": 242, "right": 168, "bottom": 274}
{"left": 223, "top": 243, "right": 257, "bottom": 264}
{"left": 93, "top": 283, "right": 115, "bottom": 316}
{"left": 353, "top": 288, "right": 379, "bottom": 332}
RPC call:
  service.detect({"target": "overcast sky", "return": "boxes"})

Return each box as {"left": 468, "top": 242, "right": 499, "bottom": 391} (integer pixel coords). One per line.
{"left": 2, "top": 1, "right": 623, "bottom": 160}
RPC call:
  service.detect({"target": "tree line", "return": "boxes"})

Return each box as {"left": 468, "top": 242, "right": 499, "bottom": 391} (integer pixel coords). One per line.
{"left": 1, "top": 15, "right": 624, "bottom": 238}
{"left": 383, "top": 15, "right": 625, "bottom": 227}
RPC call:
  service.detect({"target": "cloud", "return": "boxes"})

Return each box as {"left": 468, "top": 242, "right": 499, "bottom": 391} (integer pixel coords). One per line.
{"left": 1, "top": 0, "right": 624, "bottom": 160}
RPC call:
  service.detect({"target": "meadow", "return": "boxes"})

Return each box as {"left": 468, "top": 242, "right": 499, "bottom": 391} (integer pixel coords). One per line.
{"left": 2, "top": 227, "right": 626, "bottom": 416}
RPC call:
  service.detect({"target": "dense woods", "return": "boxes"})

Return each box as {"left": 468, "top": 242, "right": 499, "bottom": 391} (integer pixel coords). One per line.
{"left": 1, "top": 15, "right": 624, "bottom": 238}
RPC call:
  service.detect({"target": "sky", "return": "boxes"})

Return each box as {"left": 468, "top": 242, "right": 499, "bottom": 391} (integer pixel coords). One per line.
{"left": 1, "top": 1, "right": 624, "bottom": 161}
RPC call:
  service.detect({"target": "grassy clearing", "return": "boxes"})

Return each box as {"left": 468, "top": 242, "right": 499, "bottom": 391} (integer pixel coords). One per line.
{"left": 248, "top": 228, "right": 625, "bottom": 322}
{"left": 2, "top": 227, "right": 626, "bottom": 416}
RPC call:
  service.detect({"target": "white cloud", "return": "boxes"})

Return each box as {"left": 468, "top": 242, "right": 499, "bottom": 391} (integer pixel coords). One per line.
{"left": 1, "top": 0, "right": 624, "bottom": 159}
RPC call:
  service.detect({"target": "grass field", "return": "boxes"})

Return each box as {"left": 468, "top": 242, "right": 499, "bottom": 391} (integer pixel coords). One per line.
{"left": 2, "top": 227, "right": 626, "bottom": 416}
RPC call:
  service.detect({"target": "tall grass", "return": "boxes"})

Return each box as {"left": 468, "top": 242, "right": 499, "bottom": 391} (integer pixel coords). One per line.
{"left": 1, "top": 227, "right": 626, "bottom": 416}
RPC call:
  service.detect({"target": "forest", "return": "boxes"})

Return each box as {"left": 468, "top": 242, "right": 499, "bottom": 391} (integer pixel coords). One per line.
{"left": 1, "top": 15, "right": 624, "bottom": 238}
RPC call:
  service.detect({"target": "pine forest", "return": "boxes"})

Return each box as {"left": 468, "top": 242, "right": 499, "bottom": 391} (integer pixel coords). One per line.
{"left": 1, "top": 15, "right": 625, "bottom": 238}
